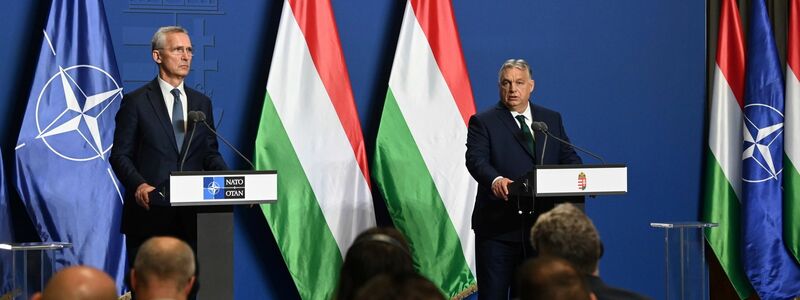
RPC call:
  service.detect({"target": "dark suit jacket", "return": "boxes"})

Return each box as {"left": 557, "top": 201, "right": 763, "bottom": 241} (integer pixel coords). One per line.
{"left": 110, "top": 78, "right": 227, "bottom": 238}
{"left": 585, "top": 275, "right": 652, "bottom": 300}
{"left": 466, "top": 102, "right": 582, "bottom": 238}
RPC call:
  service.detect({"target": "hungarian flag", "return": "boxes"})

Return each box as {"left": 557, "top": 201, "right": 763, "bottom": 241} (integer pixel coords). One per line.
{"left": 785, "top": 0, "right": 800, "bottom": 265}
{"left": 253, "top": 0, "right": 375, "bottom": 299}
{"left": 702, "top": 0, "right": 753, "bottom": 297}
{"left": 372, "top": 0, "right": 478, "bottom": 297}
{"left": 741, "top": 0, "right": 800, "bottom": 298}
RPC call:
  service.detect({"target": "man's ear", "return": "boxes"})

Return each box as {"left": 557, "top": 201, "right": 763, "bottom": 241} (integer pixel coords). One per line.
{"left": 130, "top": 269, "right": 138, "bottom": 290}
{"left": 182, "top": 276, "right": 196, "bottom": 296}
{"left": 31, "top": 292, "right": 42, "bottom": 300}
{"left": 152, "top": 50, "right": 161, "bottom": 64}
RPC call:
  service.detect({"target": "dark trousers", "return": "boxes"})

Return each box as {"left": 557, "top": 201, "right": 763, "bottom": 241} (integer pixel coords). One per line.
{"left": 475, "top": 231, "right": 536, "bottom": 300}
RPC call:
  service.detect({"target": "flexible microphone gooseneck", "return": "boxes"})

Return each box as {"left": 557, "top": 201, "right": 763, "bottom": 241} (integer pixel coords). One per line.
{"left": 191, "top": 111, "right": 256, "bottom": 170}
{"left": 530, "top": 121, "right": 605, "bottom": 164}
{"left": 179, "top": 111, "right": 204, "bottom": 171}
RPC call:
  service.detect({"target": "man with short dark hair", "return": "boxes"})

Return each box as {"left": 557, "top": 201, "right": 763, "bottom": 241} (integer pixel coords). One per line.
{"left": 516, "top": 256, "right": 594, "bottom": 300}
{"left": 466, "top": 59, "right": 583, "bottom": 299}
{"left": 130, "top": 236, "right": 196, "bottom": 300}
{"left": 531, "top": 203, "right": 651, "bottom": 300}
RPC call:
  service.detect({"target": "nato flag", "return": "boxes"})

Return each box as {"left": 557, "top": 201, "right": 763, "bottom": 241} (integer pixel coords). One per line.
{"left": 0, "top": 149, "right": 13, "bottom": 296}
{"left": 742, "top": 0, "right": 800, "bottom": 298}
{"left": 12, "top": 0, "right": 126, "bottom": 292}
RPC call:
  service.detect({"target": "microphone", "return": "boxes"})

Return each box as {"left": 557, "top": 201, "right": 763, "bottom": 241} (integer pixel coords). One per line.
{"left": 530, "top": 121, "right": 606, "bottom": 164}
{"left": 179, "top": 111, "right": 206, "bottom": 171}
{"left": 192, "top": 111, "right": 256, "bottom": 169}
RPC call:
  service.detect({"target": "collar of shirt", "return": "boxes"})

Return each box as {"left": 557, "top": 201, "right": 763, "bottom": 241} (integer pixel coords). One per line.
{"left": 509, "top": 103, "right": 533, "bottom": 129}
{"left": 157, "top": 76, "right": 187, "bottom": 121}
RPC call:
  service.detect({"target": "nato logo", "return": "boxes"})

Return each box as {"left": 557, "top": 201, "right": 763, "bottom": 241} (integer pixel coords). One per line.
{"left": 743, "top": 103, "right": 784, "bottom": 183}
{"left": 203, "top": 176, "right": 245, "bottom": 199}
{"left": 33, "top": 65, "right": 122, "bottom": 161}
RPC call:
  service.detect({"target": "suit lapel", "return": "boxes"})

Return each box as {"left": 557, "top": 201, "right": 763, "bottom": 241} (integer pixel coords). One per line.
{"left": 494, "top": 103, "right": 534, "bottom": 159}
{"left": 146, "top": 79, "right": 180, "bottom": 154}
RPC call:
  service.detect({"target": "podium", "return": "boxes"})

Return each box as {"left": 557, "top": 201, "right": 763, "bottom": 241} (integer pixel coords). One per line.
{"left": 168, "top": 170, "right": 277, "bottom": 300}
{"left": 650, "top": 222, "right": 717, "bottom": 300}
{"left": 0, "top": 242, "right": 72, "bottom": 300}
{"left": 509, "top": 164, "right": 627, "bottom": 211}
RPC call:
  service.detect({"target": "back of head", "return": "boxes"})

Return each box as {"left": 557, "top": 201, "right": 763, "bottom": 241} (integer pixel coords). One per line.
{"left": 34, "top": 265, "right": 117, "bottom": 300}
{"left": 353, "top": 272, "right": 445, "bottom": 300}
{"left": 531, "top": 203, "right": 602, "bottom": 274}
{"left": 517, "top": 256, "right": 592, "bottom": 300}
{"left": 132, "top": 236, "right": 195, "bottom": 298}
{"left": 336, "top": 227, "right": 414, "bottom": 300}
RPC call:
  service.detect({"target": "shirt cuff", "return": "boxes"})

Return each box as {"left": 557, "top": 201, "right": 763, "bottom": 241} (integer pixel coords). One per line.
{"left": 491, "top": 176, "right": 503, "bottom": 186}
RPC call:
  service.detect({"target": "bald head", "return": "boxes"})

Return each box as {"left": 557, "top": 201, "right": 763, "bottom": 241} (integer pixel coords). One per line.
{"left": 132, "top": 236, "right": 195, "bottom": 299}
{"left": 33, "top": 266, "right": 117, "bottom": 300}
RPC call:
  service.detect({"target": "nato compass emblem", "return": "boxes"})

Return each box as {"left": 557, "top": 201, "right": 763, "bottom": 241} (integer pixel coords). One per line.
{"left": 33, "top": 65, "right": 122, "bottom": 161}
{"left": 742, "top": 103, "right": 784, "bottom": 182}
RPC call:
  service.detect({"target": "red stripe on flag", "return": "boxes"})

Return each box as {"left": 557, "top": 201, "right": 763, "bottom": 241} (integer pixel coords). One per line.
{"left": 409, "top": 0, "right": 476, "bottom": 125}
{"left": 716, "top": 0, "right": 746, "bottom": 109}
{"left": 790, "top": 0, "right": 800, "bottom": 79}
{"left": 287, "top": 0, "right": 371, "bottom": 186}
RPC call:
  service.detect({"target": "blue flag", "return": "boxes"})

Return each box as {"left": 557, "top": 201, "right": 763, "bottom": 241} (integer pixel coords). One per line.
{"left": 13, "top": 0, "right": 126, "bottom": 292}
{"left": 742, "top": 0, "right": 800, "bottom": 298}
{"left": 0, "top": 150, "right": 13, "bottom": 296}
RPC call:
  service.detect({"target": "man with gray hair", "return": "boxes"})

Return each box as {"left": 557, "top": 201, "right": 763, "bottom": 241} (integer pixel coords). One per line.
{"left": 130, "top": 236, "right": 196, "bottom": 300}
{"left": 110, "top": 25, "right": 227, "bottom": 291}
{"left": 531, "top": 203, "right": 650, "bottom": 300}
{"left": 466, "top": 59, "right": 582, "bottom": 299}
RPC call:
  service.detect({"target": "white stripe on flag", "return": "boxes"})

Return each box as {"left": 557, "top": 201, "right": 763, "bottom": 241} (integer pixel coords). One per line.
{"left": 389, "top": 4, "right": 477, "bottom": 274}
{"left": 709, "top": 64, "right": 743, "bottom": 199}
{"left": 787, "top": 66, "right": 800, "bottom": 165}
{"left": 267, "top": 5, "right": 375, "bottom": 253}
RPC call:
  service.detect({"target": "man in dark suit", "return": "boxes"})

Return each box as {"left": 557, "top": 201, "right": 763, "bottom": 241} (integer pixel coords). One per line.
{"left": 466, "top": 59, "right": 582, "bottom": 299}
{"left": 531, "top": 203, "right": 650, "bottom": 300}
{"left": 110, "top": 26, "right": 227, "bottom": 284}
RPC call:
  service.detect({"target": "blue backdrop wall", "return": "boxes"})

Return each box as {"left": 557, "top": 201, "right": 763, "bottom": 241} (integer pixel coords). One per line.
{"left": 0, "top": 1, "right": 706, "bottom": 299}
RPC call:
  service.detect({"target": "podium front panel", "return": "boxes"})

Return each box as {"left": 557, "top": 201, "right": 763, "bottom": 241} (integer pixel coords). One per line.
{"left": 170, "top": 170, "right": 277, "bottom": 206}
{"left": 535, "top": 164, "right": 627, "bottom": 196}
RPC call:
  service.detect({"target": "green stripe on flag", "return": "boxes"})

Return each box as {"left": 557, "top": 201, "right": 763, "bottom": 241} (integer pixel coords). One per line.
{"left": 373, "top": 89, "right": 476, "bottom": 298}
{"left": 784, "top": 155, "right": 800, "bottom": 263}
{"left": 702, "top": 151, "right": 753, "bottom": 299}
{"left": 255, "top": 92, "right": 342, "bottom": 300}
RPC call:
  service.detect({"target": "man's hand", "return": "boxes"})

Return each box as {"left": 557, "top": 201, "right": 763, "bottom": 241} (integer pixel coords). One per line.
{"left": 135, "top": 183, "right": 156, "bottom": 210}
{"left": 491, "top": 177, "right": 513, "bottom": 201}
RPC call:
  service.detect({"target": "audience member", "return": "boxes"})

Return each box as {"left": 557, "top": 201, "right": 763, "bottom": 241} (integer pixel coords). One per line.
{"left": 130, "top": 236, "right": 196, "bottom": 300}
{"left": 31, "top": 265, "right": 117, "bottom": 300}
{"left": 516, "top": 256, "right": 594, "bottom": 300}
{"left": 531, "top": 203, "right": 651, "bottom": 300}
{"left": 354, "top": 272, "right": 445, "bottom": 300}
{"left": 335, "top": 227, "right": 415, "bottom": 300}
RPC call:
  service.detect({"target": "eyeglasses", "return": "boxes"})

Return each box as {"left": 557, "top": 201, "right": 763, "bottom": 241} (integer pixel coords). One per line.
{"left": 159, "top": 46, "right": 193, "bottom": 56}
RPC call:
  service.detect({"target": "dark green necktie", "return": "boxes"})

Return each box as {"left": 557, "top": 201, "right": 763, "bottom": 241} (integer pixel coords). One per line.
{"left": 515, "top": 115, "right": 535, "bottom": 153}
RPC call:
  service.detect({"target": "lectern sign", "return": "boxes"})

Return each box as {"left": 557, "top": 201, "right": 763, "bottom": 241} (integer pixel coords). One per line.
{"left": 170, "top": 171, "right": 277, "bottom": 206}
{"left": 203, "top": 176, "right": 246, "bottom": 199}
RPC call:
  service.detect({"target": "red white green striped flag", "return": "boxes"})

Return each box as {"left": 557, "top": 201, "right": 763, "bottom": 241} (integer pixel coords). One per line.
{"left": 785, "top": 0, "right": 800, "bottom": 264}
{"left": 702, "top": 0, "right": 753, "bottom": 297}
{"left": 372, "top": 0, "right": 477, "bottom": 298}
{"left": 253, "top": 0, "right": 375, "bottom": 298}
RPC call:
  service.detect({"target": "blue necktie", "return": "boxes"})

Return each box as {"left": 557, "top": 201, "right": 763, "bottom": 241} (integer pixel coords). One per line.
{"left": 515, "top": 115, "right": 535, "bottom": 154}
{"left": 171, "top": 88, "right": 185, "bottom": 152}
